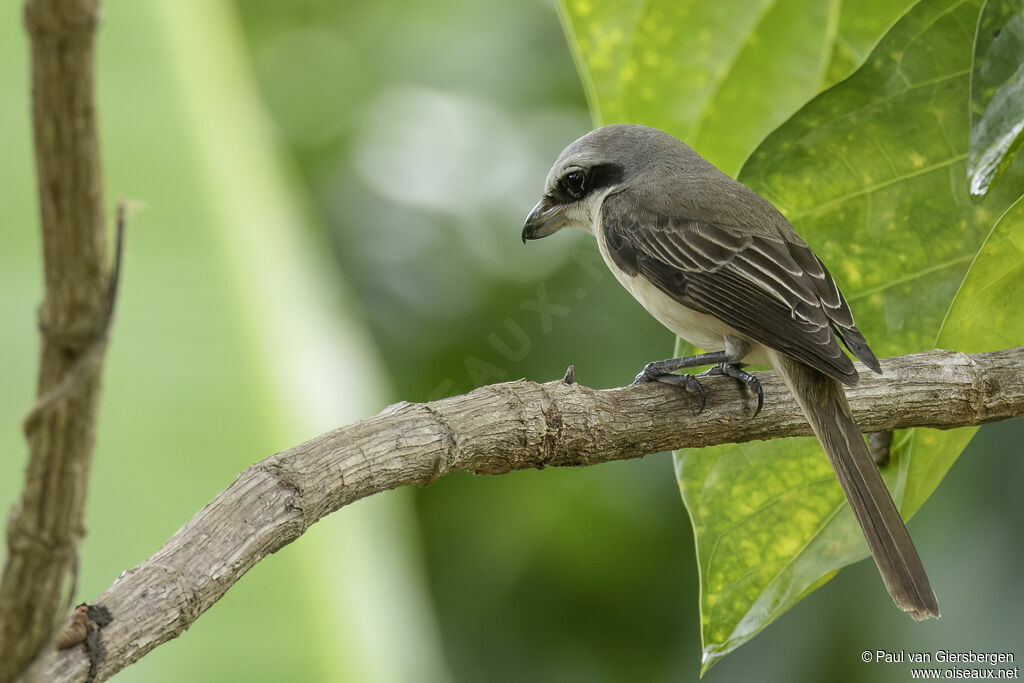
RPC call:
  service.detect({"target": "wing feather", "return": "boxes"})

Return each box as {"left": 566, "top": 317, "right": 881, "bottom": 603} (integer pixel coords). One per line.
{"left": 602, "top": 191, "right": 880, "bottom": 383}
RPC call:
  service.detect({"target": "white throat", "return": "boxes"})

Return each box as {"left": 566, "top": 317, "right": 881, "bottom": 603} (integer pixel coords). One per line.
{"left": 558, "top": 186, "right": 620, "bottom": 237}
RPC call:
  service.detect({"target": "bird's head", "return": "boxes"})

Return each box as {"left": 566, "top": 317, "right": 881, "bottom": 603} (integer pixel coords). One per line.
{"left": 521, "top": 124, "right": 691, "bottom": 243}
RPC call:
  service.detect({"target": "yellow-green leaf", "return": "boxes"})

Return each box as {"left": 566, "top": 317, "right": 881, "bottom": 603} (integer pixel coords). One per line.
{"left": 558, "top": 0, "right": 841, "bottom": 175}
{"left": 822, "top": 0, "right": 917, "bottom": 87}
{"left": 900, "top": 196, "right": 1024, "bottom": 516}
{"left": 558, "top": 0, "right": 1024, "bottom": 672}
{"left": 678, "top": 0, "right": 1024, "bottom": 672}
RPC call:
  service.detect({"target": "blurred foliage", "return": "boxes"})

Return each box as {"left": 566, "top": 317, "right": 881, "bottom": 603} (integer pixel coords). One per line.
{"left": 236, "top": 2, "right": 705, "bottom": 680}
{"left": 1, "top": 3, "right": 330, "bottom": 680}
{"left": 968, "top": 0, "right": 1024, "bottom": 197}
{"left": 560, "top": 0, "right": 1024, "bottom": 673}
{"left": 1, "top": 0, "right": 1023, "bottom": 682}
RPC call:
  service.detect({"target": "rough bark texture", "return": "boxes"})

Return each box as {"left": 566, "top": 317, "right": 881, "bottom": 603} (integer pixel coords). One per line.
{"left": 0, "top": 1, "right": 109, "bottom": 680}
{"left": 40, "top": 347, "right": 1024, "bottom": 682}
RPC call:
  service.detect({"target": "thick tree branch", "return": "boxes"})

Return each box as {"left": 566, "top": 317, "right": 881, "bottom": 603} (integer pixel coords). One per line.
{"left": 40, "top": 347, "right": 1024, "bottom": 681}
{"left": 0, "top": 1, "right": 110, "bottom": 680}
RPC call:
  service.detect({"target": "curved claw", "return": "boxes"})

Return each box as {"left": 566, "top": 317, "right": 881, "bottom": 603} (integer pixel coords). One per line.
{"left": 750, "top": 380, "right": 764, "bottom": 417}
{"left": 684, "top": 374, "right": 706, "bottom": 413}
{"left": 716, "top": 363, "right": 764, "bottom": 418}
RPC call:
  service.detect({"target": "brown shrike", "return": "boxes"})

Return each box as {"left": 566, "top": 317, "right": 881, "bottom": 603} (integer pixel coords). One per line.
{"left": 522, "top": 124, "right": 939, "bottom": 619}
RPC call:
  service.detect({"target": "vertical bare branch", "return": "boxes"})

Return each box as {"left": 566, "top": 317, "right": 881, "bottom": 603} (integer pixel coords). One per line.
{"left": 0, "top": 1, "right": 109, "bottom": 679}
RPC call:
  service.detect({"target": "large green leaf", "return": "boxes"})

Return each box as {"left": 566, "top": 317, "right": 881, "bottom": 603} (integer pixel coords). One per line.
{"left": 968, "top": 0, "right": 1024, "bottom": 197}
{"left": 557, "top": 0, "right": 840, "bottom": 174}
{"left": 557, "top": 0, "right": 1024, "bottom": 671}
{"left": 938, "top": 196, "right": 1024, "bottom": 354}
{"left": 822, "top": 0, "right": 918, "bottom": 87}
{"left": 674, "top": 0, "right": 1024, "bottom": 672}
{"left": 557, "top": 0, "right": 923, "bottom": 176}
{"left": 900, "top": 196, "right": 1024, "bottom": 515}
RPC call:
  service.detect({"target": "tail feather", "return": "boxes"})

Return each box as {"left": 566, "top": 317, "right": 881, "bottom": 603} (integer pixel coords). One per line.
{"left": 769, "top": 350, "right": 939, "bottom": 619}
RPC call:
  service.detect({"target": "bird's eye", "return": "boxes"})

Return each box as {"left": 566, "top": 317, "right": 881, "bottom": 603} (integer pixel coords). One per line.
{"left": 563, "top": 170, "right": 586, "bottom": 198}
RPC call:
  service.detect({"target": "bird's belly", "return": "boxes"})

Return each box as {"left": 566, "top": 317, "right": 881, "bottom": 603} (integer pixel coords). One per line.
{"left": 618, "top": 271, "right": 732, "bottom": 351}
{"left": 594, "top": 230, "right": 771, "bottom": 366}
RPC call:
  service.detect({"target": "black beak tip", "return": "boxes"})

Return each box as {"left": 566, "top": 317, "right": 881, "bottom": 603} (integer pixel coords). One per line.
{"left": 522, "top": 198, "right": 555, "bottom": 244}
{"left": 521, "top": 223, "right": 534, "bottom": 244}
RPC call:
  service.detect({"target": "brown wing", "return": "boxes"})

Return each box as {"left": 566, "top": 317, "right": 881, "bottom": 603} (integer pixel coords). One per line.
{"left": 601, "top": 190, "right": 879, "bottom": 385}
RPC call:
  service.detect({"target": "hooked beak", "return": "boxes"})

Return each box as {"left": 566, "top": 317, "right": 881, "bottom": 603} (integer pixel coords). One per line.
{"left": 521, "top": 197, "right": 568, "bottom": 243}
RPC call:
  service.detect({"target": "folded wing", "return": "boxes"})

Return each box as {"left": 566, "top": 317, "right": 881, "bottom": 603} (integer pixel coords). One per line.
{"left": 601, "top": 190, "right": 880, "bottom": 385}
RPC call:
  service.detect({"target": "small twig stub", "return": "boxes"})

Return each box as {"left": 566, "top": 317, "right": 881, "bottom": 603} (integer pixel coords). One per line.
{"left": 562, "top": 364, "right": 576, "bottom": 384}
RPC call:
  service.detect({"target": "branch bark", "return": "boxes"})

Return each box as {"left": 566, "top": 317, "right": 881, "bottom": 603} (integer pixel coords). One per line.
{"left": 40, "top": 347, "right": 1024, "bottom": 682}
{"left": 0, "top": 1, "right": 110, "bottom": 680}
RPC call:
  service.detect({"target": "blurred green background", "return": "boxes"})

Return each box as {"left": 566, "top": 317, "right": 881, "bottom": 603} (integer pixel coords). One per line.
{"left": 1, "top": 1, "right": 1021, "bottom": 681}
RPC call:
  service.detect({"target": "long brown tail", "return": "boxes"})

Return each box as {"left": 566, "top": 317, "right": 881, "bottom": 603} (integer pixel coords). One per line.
{"left": 769, "top": 350, "right": 940, "bottom": 619}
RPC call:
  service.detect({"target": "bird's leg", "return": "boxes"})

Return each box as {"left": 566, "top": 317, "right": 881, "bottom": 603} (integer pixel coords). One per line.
{"left": 632, "top": 350, "right": 733, "bottom": 413}
{"left": 633, "top": 350, "right": 733, "bottom": 381}
{"left": 634, "top": 337, "right": 764, "bottom": 416}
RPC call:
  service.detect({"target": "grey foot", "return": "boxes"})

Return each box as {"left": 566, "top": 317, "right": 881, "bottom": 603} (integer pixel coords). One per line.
{"left": 699, "top": 363, "right": 764, "bottom": 417}
{"left": 633, "top": 363, "right": 706, "bottom": 412}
